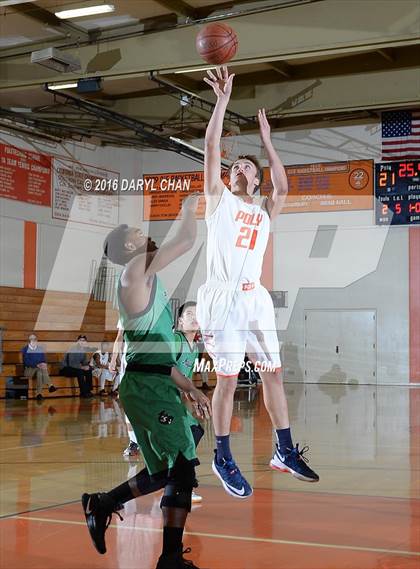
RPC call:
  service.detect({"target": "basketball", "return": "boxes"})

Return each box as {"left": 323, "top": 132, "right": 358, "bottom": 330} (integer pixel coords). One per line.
{"left": 196, "top": 23, "right": 238, "bottom": 65}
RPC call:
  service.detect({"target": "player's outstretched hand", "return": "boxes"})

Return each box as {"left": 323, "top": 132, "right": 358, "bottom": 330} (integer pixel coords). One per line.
{"left": 258, "top": 108, "right": 271, "bottom": 146}
{"left": 181, "top": 193, "right": 201, "bottom": 214}
{"left": 204, "top": 66, "right": 234, "bottom": 103}
{"left": 187, "top": 388, "right": 212, "bottom": 420}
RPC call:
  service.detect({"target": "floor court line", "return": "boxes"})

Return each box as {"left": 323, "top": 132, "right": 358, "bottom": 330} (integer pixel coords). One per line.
{"left": 10, "top": 515, "right": 420, "bottom": 558}
{"left": 0, "top": 499, "right": 79, "bottom": 520}
{"left": 0, "top": 435, "right": 102, "bottom": 452}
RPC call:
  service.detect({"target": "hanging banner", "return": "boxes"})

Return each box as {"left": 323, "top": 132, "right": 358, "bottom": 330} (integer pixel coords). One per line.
{"left": 0, "top": 143, "right": 51, "bottom": 206}
{"left": 143, "top": 171, "right": 210, "bottom": 221}
{"left": 143, "top": 160, "right": 373, "bottom": 220}
{"left": 52, "top": 156, "right": 119, "bottom": 227}
{"left": 261, "top": 159, "right": 373, "bottom": 213}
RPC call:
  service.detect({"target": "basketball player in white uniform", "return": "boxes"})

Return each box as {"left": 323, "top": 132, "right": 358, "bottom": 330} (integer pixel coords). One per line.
{"left": 198, "top": 66, "right": 319, "bottom": 498}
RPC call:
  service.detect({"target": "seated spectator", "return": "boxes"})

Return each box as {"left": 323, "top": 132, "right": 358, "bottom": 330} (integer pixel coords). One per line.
{"left": 21, "top": 334, "right": 56, "bottom": 401}
{"left": 91, "top": 342, "right": 120, "bottom": 396}
{"left": 60, "top": 335, "right": 93, "bottom": 398}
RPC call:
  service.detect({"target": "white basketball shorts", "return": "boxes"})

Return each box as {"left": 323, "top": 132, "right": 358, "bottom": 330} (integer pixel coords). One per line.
{"left": 197, "top": 280, "right": 281, "bottom": 377}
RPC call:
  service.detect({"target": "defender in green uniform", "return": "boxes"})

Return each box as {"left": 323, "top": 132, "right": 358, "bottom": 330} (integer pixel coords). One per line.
{"left": 174, "top": 302, "right": 199, "bottom": 381}
{"left": 81, "top": 196, "right": 211, "bottom": 569}
{"left": 118, "top": 278, "right": 199, "bottom": 475}
{"left": 174, "top": 301, "right": 204, "bottom": 504}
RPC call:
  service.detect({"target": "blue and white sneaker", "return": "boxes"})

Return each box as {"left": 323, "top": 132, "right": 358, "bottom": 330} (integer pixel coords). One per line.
{"left": 270, "top": 443, "right": 319, "bottom": 483}
{"left": 212, "top": 451, "right": 253, "bottom": 499}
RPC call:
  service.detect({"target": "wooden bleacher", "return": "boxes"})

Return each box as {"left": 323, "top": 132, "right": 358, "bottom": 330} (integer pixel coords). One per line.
{"left": 0, "top": 286, "right": 215, "bottom": 399}
{"left": 0, "top": 286, "right": 118, "bottom": 399}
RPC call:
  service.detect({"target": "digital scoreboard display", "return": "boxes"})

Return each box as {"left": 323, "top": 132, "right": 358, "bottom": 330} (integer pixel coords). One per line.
{"left": 375, "top": 160, "right": 420, "bottom": 226}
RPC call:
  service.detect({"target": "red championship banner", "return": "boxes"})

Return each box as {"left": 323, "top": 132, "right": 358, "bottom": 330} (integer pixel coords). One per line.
{"left": 0, "top": 143, "right": 52, "bottom": 206}
{"left": 143, "top": 160, "right": 373, "bottom": 221}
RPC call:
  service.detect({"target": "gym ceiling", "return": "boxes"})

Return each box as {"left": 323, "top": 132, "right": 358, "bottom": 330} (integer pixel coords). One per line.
{"left": 0, "top": 0, "right": 419, "bottom": 151}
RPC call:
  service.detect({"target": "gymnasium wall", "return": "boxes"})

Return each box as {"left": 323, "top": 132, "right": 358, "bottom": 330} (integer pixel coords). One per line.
{"left": 139, "top": 122, "right": 411, "bottom": 385}
{"left": 0, "top": 120, "right": 413, "bottom": 384}
{"left": 0, "top": 129, "right": 144, "bottom": 290}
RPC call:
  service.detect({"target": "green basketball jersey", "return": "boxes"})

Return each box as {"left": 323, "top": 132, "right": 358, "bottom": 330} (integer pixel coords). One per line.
{"left": 174, "top": 331, "right": 198, "bottom": 379}
{"left": 117, "top": 275, "right": 177, "bottom": 368}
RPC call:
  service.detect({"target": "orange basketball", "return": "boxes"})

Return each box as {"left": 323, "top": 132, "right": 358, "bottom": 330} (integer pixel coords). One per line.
{"left": 196, "top": 23, "right": 238, "bottom": 65}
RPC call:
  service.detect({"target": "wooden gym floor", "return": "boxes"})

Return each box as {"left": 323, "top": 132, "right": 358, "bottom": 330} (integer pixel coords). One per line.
{"left": 0, "top": 384, "right": 419, "bottom": 569}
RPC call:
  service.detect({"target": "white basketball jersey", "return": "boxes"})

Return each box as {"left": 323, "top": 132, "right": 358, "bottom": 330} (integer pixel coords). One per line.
{"left": 205, "top": 187, "right": 270, "bottom": 283}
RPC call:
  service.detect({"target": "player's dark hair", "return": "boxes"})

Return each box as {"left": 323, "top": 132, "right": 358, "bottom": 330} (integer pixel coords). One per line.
{"left": 177, "top": 301, "right": 197, "bottom": 321}
{"left": 77, "top": 335, "right": 87, "bottom": 341}
{"left": 104, "top": 225, "right": 156, "bottom": 266}
{"left": 230, "top": 154, "right": 264, "bottom": 194}
{"left": 103, "top": 224, "right": 130, "bottom": 265}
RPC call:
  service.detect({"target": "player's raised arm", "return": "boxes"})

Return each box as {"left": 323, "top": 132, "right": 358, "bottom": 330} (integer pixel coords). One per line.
{"left": 204, "top": 66, "right": 235, "bottom": 211}
{"left": 258, "top": 108, "right": 288, "bottom": 219}
{"left": 143, "top": 194, "right": 199, "bottom": 276}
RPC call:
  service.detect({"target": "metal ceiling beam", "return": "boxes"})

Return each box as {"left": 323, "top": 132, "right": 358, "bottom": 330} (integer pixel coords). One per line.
{"left": 194, "top": 0, "right": 251, "bottom": 19}
{"left": 0, "top": 107, "right": 153, "bottom": 147}
{"left": 148, "top": 72, "right": 254, "bottom": 128}
{"left": 8, "top": 2, "right": 91, "bottom": 42}
{"left": 269, "top": 61, "right": 293, "bottom": 79}
{"left": 1, "top": 0, "right": 418, "bottom": 90}
{"left": 41, "top": 87, "right": 214, "bottom": 164}
{"left": 203, "top": 43, "right": 420, "bottom": 90}
{"left": 109, "top": 65, "right": 420, "bottom": 125}
{"left": 99, "top": 43, "right": 420, "bottom": 106}
{"left": 101, "top": 75, "right": 202, "bottom": 102}
{"left": 153, "top": 0, "right": 198, "bottom": 19}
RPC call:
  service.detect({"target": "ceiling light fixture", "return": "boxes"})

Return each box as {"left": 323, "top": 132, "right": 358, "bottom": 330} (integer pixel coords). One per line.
{"left": 55, "top": 4, "right": 115, "bottom": 19}
{"left": 174, "top": 66, "right": 217, "bottom": 74}
{"left": 169, "top": 137, "right": 231, "bottom": 167}
{"left": 0, "top": 0, "right": 37, "bottom": 6}
{"left": 169, "top": 137, "right": 204, "bottom": 155}
{"left": 48, "top": 82, "right": 78, "bottom": 90}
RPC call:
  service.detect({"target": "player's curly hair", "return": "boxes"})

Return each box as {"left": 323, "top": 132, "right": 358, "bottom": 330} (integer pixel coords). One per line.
{"left": 229, "top": 155, "right": 264, "bottom": 194}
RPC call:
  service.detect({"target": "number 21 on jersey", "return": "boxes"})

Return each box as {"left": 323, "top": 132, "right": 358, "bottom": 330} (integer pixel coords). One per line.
{"left": 236, "top": 226, "right": 258, "bottom": 250}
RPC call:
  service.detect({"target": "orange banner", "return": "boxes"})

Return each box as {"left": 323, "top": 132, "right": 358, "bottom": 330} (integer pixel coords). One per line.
{"left": 143, "top": 160, "right": 373, "bottom": 220}
{"left": 143, "top": 171, "right": 218, "bottom": 221}
{"left": 262, "top": 159, "right": 374, "bottom": 213}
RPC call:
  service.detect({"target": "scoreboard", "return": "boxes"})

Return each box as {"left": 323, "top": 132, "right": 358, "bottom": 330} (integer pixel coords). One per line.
{"left": 375, "top": 160, "right": 420, "bottom": 226}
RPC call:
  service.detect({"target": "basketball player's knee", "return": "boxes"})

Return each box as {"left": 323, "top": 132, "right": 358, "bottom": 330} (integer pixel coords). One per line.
{"left": 160, "top": 454, "right": 197, "bottom": 512}
{"left": 160, "top": 483, "right": 193, "bottom": 511}
{"left": 261, "top": 369, "right": 282, "bottom": 384}
{"left": 216, "top": 377, "right": 237, "bottom": 395}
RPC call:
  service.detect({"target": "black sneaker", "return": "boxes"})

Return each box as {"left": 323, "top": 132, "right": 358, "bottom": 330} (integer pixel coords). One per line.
{"left": 156, "top": 547, "right": 201, "bottom": 568}
{"left": 270, "top": 443, "right": 319, "bottom": 482}
{"left": 81, "top": 492, "right": 123, "bottom": 554}
{"left": 36, "top": 393, "right": 43, "bottom": 401}
{"left": 48, "top": 385, "right": 57, "bottom": 393}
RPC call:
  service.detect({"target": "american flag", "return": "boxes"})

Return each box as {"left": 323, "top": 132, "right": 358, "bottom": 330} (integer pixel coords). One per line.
{"left": 381, "top": 110, "right": 420, "bottom": 160}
